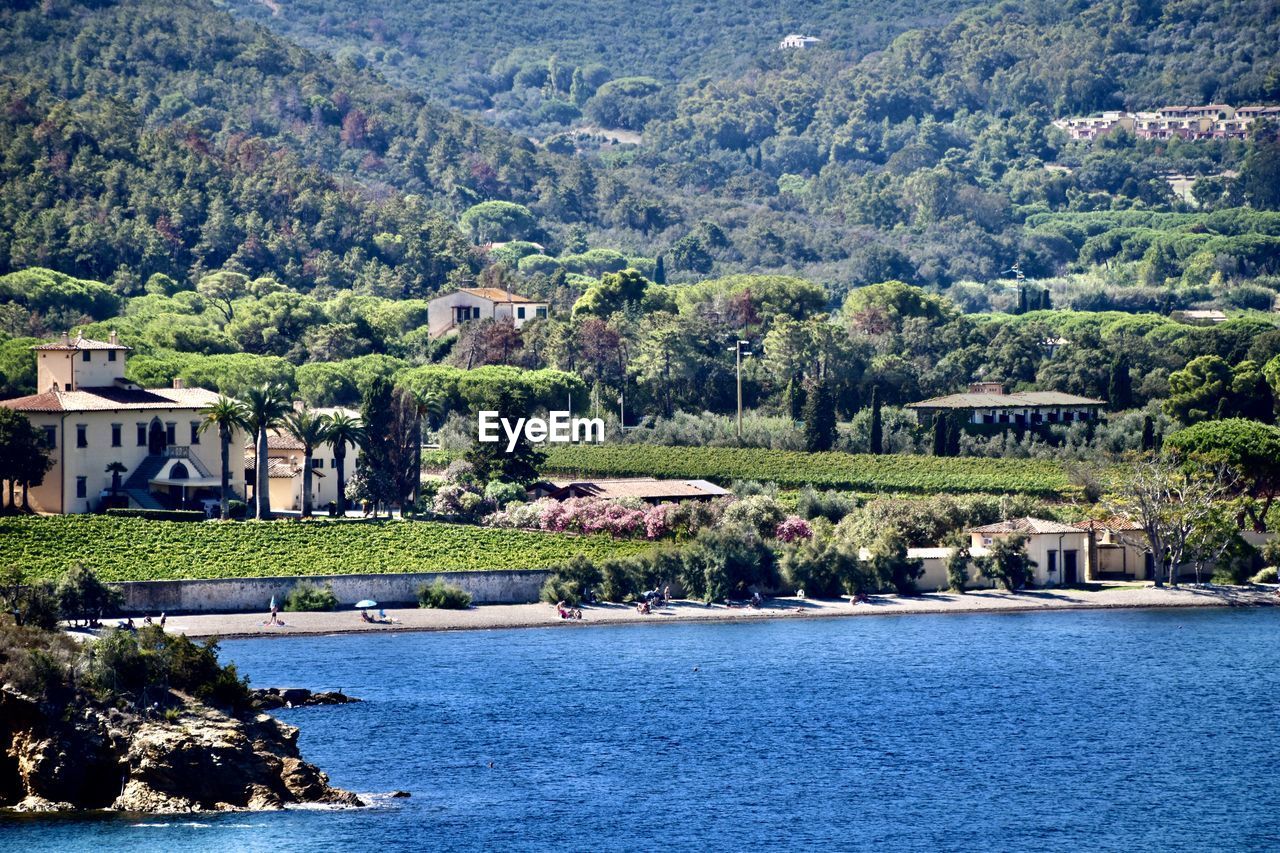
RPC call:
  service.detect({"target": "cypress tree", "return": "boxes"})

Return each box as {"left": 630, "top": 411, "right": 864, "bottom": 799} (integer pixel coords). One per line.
{"left": 785, "top": 379, "right": 806, "bottom": 421}
{"left": 357, "top": 376, "right": 396, "bottom": 513}
{"left": 1141, "top": 414, "right": 1155, "bottom": 451}
{"left": 802, "top": 379, "right": 837, "bottom": 452}
{"left": 868, "top": 386, "right": 883, "bottom": 455}
{"left": 1108, "top": 353, "right": 1133, "bottom": 410}
{"left": 653, "top": 254, "right": 666, "bottom": 285}
{"left": 946, "top": 413, "right": 962, "bottom": 456}
{"left": 1016, "top": 286, "right": 1028, "bottom": 314}
{"left": 932, "top": 412, "right": 948, "bottom": 456}
{"left": 1040, "top": 288, "right": 1052, "bottom": 310}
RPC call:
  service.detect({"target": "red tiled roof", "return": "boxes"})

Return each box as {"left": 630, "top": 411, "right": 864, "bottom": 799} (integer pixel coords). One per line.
{"left": 31, "top": 335, "right": 130, "bottom": 351}
{"left": 971, "top": 517, "right": 1083, "bottom": 535}
{"left": 457, "top": 287, "right": 534, "bottom": 303}
{"left": 0, "top": 386, "right": 220, "bottom": 413}
{"left": 1073, "top": 517, "right": 1143, "bottom": 532}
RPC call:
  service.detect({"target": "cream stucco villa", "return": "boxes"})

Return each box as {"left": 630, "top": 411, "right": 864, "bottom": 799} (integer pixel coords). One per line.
{"left": 244, "top": 406, "right": 360, "bottom": 513}
{"left": 0, "top": 332, "right": 247, "bottom": 514}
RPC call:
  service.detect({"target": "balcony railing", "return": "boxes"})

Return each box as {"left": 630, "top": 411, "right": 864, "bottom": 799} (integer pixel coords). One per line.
{"left": 163, "top": 446, "right": 191, "bottom": 458}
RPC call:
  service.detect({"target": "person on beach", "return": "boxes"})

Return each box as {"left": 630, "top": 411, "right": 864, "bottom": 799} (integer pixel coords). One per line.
{"left": 159, "top": 612, "right": 166, "bottom": 629}
{"left": 663, "top": 585, "right": 671, "bottom": 602}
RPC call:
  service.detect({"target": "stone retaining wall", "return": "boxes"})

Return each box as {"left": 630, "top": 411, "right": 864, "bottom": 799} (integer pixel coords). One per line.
{"left": 113, "top": 570, "right": 551, "bottom": 614}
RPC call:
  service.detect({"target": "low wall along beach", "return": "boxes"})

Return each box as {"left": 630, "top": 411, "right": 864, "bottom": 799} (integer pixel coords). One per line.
{"left": 114, "top": 569, "right": 552, "bottom": 614}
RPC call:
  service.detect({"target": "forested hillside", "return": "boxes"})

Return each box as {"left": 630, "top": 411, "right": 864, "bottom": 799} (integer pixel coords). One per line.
{"left": 0, "top": 0, "right": 673, "bottom": 293}
{"left": 223, "top": 0, "right": 985, "bottom": 115}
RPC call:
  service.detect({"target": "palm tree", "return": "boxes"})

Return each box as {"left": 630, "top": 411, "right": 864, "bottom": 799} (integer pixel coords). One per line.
{"left": 105, "top": 461, "right": 127, "bottom": 497}
{"left": 408, "top": 389, "right": 447, "bottom": 514}
{"left": 324, "top": 410, "right": 365, "bottom": 517}
{"left": 199, "top": 395, "right": 247, "bottom": 520}
{"left": 282, "top": 404, "right": 328, "bottom": 518}
{"left": 242, "top": 384, "right": 290, "bottom": 520}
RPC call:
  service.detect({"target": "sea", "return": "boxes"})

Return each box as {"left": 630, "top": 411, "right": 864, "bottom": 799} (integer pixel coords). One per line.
{"left": 3, "top": 608, "right": 1278, "bottom": 851}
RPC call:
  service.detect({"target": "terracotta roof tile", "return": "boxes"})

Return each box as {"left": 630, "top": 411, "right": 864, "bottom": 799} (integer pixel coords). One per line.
{"left": 457, "top": 287, "right": 535, "bottom": 303}
{"left": 0, "top": 386, "right": 220, "bottom": 413}
{"left": 31, "top": 335, "right": 130, "bottom": 351}
{"left": 907, "top": 391, "right": 1106, "bottom": 409}
{"left": 970, "top": 517, "right": 1083, "bottom": 535}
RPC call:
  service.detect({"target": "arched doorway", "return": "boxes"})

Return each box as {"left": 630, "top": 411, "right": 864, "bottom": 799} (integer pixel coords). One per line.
{"left": 148, "top": 417, "right": 167, "bottom": 456}
{"left": 168, "top": 462, "right": 190, "bottom": 480}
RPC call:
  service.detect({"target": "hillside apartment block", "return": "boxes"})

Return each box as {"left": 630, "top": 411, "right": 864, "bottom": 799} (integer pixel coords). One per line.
{"left": 1053, "top": 104, "right": 1280, "bottom": 142}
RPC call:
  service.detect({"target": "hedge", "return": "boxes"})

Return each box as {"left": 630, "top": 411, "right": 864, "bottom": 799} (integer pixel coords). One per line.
{"left": 105, "top": 508, "right": 207, "bottom": 522}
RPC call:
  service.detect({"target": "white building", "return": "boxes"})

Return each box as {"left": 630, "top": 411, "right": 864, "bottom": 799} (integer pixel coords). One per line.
{"left": 426, "top": 287, "right": 549, "bottom": 339}
{"left": 780, "top": 34, "right": 821, "bottom": 49}
{"left": 245, "top": 406, "right": 361, "bottom": 513}
{"left": 906, "top": 382, "right": 1105, "bottom": 428}
{"left": 0, "top": 332, "right": 246, "bottom": 514}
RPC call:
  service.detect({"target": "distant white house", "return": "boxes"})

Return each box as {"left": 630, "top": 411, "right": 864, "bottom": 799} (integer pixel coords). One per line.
{"left": 780, "top": 33, "right": 821, "bottom": 49}
{"left": 906, "top": 382, "right": 1106, "bottom": 428}
{"left": 426, "top": 287, "right": 549, "bottom": 339}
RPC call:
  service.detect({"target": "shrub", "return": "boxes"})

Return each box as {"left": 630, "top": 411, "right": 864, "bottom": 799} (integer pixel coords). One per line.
{"left": 796, "top": 486, "right": 858, "bottom": 523}
{"left": 227, "top": 500, "right": 248, "bottom": 520}
{"left": 540, "top": 555, "right": 602, "bottom": 605}
{"left": 774, "top": 516, "right": 813, "bottom": 543}
{"left": 417, "top": 580, "right": 473, "bottom": 609}
{"left": 1250, "top": 567, "right": 1278, "bottom": 584}
{"left": 105, "top": 508, "right": 206, "bottom": 522}
{"left": 779, "top": 530, "right": 856, "bottom": 598}
{"left": 56, "top": 563, "right": 122, "bottom": 627}
{"left": 722, "top": 494, "right": 786, "bottom": 540}
{"left": 284, "top": 581, "right": 338, "bottom": 612}
{"left": 484, "top": 480, "right": 527, "bottom": 508}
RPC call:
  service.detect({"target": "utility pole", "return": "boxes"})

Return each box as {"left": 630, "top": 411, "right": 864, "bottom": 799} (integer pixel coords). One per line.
{"left": 733, "top": 339, "right": 750, "bottom": 439}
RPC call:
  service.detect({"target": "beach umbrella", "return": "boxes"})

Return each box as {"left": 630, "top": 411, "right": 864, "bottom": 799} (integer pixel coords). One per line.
{"left": 269, "top": 595, "right": 276, "bottom": 610}
{"left": 355, "top": 599, "right": 377, "bottom": 608}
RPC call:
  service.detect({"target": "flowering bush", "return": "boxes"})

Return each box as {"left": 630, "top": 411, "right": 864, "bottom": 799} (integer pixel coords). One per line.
{"left": 433, "top": 482, "right": 490, "bottom": 520}
{"left": 486, "top": 496, "right": 689, "bottom": 540}
{"left": 774, "top": 515, "right": 814, "bottom": 543}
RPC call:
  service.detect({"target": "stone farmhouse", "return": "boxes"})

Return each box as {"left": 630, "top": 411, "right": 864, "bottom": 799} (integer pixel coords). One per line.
{"left": 427, "top": 287, "right": 549, "bottom": 339}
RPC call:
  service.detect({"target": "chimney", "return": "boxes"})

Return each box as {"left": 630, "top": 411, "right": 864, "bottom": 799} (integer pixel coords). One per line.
{"left": 60, "top": 331, "right": 70, "bottom": 346}
{"left": 109, "top": 329, "right": 118, "bottom": 345}
{"left": 173, "top": 378, "right": 185, "bottom": 390}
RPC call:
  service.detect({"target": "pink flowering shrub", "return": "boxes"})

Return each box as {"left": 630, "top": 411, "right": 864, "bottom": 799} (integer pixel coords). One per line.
{"left": 485, "top": 497, "right": 686, "bottom": 540}
{"left": 774, "top": 515, "right": 814, "bottom": 543}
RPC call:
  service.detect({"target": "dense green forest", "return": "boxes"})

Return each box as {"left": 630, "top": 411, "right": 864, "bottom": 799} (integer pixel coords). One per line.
{"left": 2, "top": 0, "right": 1280, "bottom": 466}
{"left": 222, "top": 0, "right": 986, "bottom": 115}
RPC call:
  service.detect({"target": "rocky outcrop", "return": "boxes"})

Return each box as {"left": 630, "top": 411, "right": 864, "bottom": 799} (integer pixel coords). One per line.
{"left": 0, "top": 685, "right": 361, "bottom": 813}
{"left": 249, "top": 687, "right": 360, "bottom": 711}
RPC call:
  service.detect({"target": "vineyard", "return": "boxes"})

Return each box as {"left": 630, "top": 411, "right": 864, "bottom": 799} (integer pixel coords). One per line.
{"left": 538, "top": 446, "right": 1079, "bottom": 498}
{"left": 0, "top": 517, "right": 653, "bottom": 582}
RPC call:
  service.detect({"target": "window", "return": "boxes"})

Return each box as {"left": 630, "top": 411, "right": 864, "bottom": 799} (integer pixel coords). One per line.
{"left": 472, "top": 306, "right": 481, "bottom": 319}
{"left": 43, "top": 425, "right": 56, "bottom": 448}
{"left": 76, "top": 477, "right": 87, "bottom": 499}
{"left": 64, "top": 383, "right": 71, "bottom": 391}
{"left": 111, "top": 424, "right": 121, "bottom": 447}
{"left": 82, "top": 350, "right": 91, "bottom": 362}
{"left": 516, "top": 306, "right": 526, "bottom": 319}
{"left": 137, "top": 423, "right": 147, "bottom": 446}
{"left": 108, "top": 350, "right": 117, "bottom": 362}
{"left": 330, "top": 458, "right": 337, "bottom": 469}
{"left": 311, "top": 458, "right": 324, "bottom": 469}
{"left": 76, "top": 424, "right": 88, "bottom": 448}
{"left": 536, "top": 306, "right": 547, "bottom": 318}
{"left": 982, "top": 536, "right": 993, "bottom": 546}
{"left": 165, "top": 423, "right": 176, "bottom": 445}
{"left": 190, "top": 422, "right": 201, "bottom": 444}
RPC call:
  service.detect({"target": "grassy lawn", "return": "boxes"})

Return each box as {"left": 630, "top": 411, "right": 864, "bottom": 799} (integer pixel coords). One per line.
{"left": 0, "top": 516, "right": 653, "bottom": 583}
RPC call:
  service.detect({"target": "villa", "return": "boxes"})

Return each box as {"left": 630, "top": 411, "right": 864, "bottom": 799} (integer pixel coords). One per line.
{"left": 427, "top": 287, "right": 549, "bottom": 338}
{"left": 0, "top": 332, "right": 246, "bottom": 514}
{"left": 245, "top": 406, "right": 361, "bottom": 513}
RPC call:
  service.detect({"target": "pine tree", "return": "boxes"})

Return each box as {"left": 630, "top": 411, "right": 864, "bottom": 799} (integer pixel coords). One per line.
{"left": 802, "top": 379, "right": 837, "bottom": 452}
{"left": 868, "top": 386, "right": 883, "bottom": 455}
{"left": 1108, "top": 353, "right": 1133, "bottom": 410}
{"left": 653, "top": 254, "right": 666, "bottom": 285}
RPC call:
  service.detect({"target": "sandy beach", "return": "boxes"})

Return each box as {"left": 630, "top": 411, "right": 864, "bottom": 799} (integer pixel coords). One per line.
{"left": 164, "top": 584, "right": 1278, "bottom": 640}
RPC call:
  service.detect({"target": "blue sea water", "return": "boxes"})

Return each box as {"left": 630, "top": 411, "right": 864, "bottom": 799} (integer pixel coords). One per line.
{"left": 3, "top": 608, "right": 1279, "bottom": 852}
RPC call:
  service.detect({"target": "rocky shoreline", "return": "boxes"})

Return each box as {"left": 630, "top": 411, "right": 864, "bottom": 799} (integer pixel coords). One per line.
{"left": 0, "top": 684, "right": 361, "bottom": 814}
